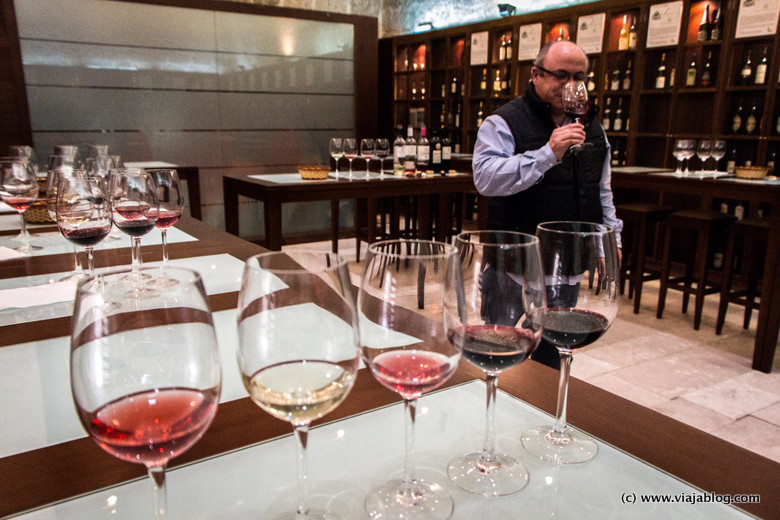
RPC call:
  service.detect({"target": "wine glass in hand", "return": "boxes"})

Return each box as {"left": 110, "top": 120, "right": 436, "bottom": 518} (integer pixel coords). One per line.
{"left": 109, "top": 168, "right": 159, "bottom": 293}
{"left": 329, "top": 138, "right": 344, "bottom": 176}
{"left": 237, "top": 250, "right": 360, "bottom": 520}
{"left": 70, "top": 267, "right": 221, "bottom": 520}
{"left": 358, "top": 239, "right": 460, "bottom": 520}
{"left": 562, "top": 81, "right": 590, "bottom": 153}
{"left": 56, "top": 176, "right": 112, "bottom": 276}
{"left": 343, "top": 138, "right": 358, "bottom": 178}
{"left": 521, "top": 221, "right": 619, "bottom": 464}
{"left": 375, "top": 138, "right": 390, "bottom": 175}
{"left": 445, "top": 231, "right": 545, "bottom": 496}
{"left": 360, "top": 138, "right": 375, "bottom": 178}
{"left": 148, "top": 169, "right": 183, "bottom": 287}
{"left": 0, "top": 157, "right": 42, "bottom": 254}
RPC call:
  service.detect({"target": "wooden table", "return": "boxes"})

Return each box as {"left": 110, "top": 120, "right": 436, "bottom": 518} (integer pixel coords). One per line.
{"left": 611, "top": 167, "right": 780, "bottom": 373}
{"left": 0, "top": 216, "right": 777, "bottom": 519}
{"left": 222, "top": 172, "right": 477, "bottom": 250}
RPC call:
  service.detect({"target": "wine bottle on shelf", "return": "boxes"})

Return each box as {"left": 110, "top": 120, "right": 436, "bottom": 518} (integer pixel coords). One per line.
{"left": 611, "top": 142, "right": 621, "bottom": 167}
{"left": 480, "top": 67, "right": 487, "bottom": 91}
{"left": 622, "top": 59, "right": 633, "bottom": 90}
{"left": 451, "top": 74, "right": 458, "bottom": 95}
{"left": 430, "top": 130, "right": 442, "bottom": 174}
{"left": 740, "top": 51, "right": 753, "bottom": 85}
{"left": 726, "top": 148, "right": 737, "bottom": 173}
{"left": 440, "top": 82, "right": 446, "bottom": 98}
{"left": 476, "top": 101, "right": 485, "bottom": 128}
{"left": 557, "top": 27, "right": 565, "bottom": 41}
{"left": 710, "top": 8, "right": 722, "bottom": 40}
{"left": 454, "top": 102, "right": 462, "bottom": 128}
{"left": 417, "top": 126, "right": 430, "bottom": 174}
{"left": 628, "top": 16, "right": 638, "bottom": 49}
{"left": 745, "top": 102, "right": 758, "bottom": 135}
{"left": 441, "top": 130, "right": 452, "bottom": 173}
{"left": 700, "top": 51, "right": 713, "bottom": 87}
{"left": 669, "top": 67, "right": 676, "bottom": 87}
{"left": 613, "top": 98, "right": 624, "bottom": 131}
{"left": 686, "top": 53, "right": 698, "bottom": 87}
{"left": 404, "top": 125, "right": 417, "bottom": 177}
{"left": 732, "top": 98, "right": 745, "bottom": 134}
{"left": 754, "top": 46, "right": 768, "bottom": 85}
{"left": 611, "top": 61, "right": 621, "bottom": 90}
{"left": 655, "top": 53, "right": 667, "bottom": 89}
{"left": 587, "top": 63, "right": 596, "bottom": 92}
{"left": 493, "top": 69, "right": 502, "bottom": 96}
{"left": 505, "top": 33, "right": 512, "bottom": 60}
{"left": 619, "top": 15, "right": 630, "bottom": 50}
{"left": 698, "top": 3, "right": 710, "bottom": 42}
{"left": 602, "top": 97, "right": 612, "bottom": 131}
{"left": 393, "top": 125, "right": 405, "bottom": 176}
{"left": 499, "top": 34, "right": 507, "bottom": 61}
{"left": 501, "top": 69, "right": 509, "bottom": 95}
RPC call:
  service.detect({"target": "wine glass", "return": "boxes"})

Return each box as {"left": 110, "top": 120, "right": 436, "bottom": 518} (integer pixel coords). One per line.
{"left": 329, "top": 138, "right": 343, "bottom": 176}
{"left": 711, "top": 140, "right": 726, "bottom": 172}
{"left": 55, "top": 176, "right": 112, "bottom": 276}
{"left": 148, "top": 169, "right": 183, "bottom": 287}
{"left": 521, "top": 221, "right": 619, "bottom": 465}
{"left": 70, "top": 266, "right": 221, "bottom": 519}
{"left": 0, "top": 157, "right": 42, "bottom": 254}
{"left": 360, "top": 138, "right": 375, "bottom": 177}
{"left": 109, "top": 168, "right": 159, "bottom": 294}
{"left": 444, "top": 230, "right": 545, "bottom": 497}
{"left": 376, "top": 138, "right": 390, "bottom": 174}
{"left": 46, "top": 166, "right": 89, "bottom": 279}
{"left": 53, "top": 145, "right": 81, "bottom": 168}
{"left": 672, "top": 139, "right": 693, "bottom": 175}
{"left": 237, "top": 250, "right": 360, "bottom": 520}
{"left": 697, "top": 140, "right": 712, "bottom": 173}
{"left": 9, "top": 145, "right": 38, "bottom": 176}
{"left": 358, "top": 239, "right": 460, "bottom": 520}
{"left": 682, "top": 140, "right": 696, "bottom": 176}
{"left": 343, "top": 138, "right": 358, "bottom": 178}
{"left": 562, "top": 81, "right": 591, "bottom": 153}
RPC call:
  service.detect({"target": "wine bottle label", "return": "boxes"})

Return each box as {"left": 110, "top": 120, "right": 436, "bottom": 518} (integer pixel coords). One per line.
{"left": 442, "top": 146, "right": 452, "bottom": 160}
{"left": 432, "top": 150, "right": 442, "bottom": 163}
{"left": 506, "top": 46, "right": 512, "bottom": 60}
{"left": 686, "top": 69, "right": 696, "bottom": 86}
{"left": 746, "top": 115, "right": 756, "bottom": 134}
{"left": 611, "top": 78, "right": 620, "bottom": 90}
{"left": 417, "top": 147, "right": 429, "bottom": 162}
{"left": 614, "top": 117, "right": 622, "bottom": 131}
{"left": 655, "top": 75, "right": 665, "bottom": 89}
{"left": 622, "top": 77, "right": 631, "bottom": 90}
{"left": 755, "top": 65, "right": 766, "bottom": 84}
{"left": 603, "top": 115, "right": 611, "bottom": 131}
{"left": 499, "top": 47, "right": 506, "bottom": 61}
{"left": 741, "top": 67, "right": 751, "bottom": 80}
{"left": 733, "top": 115, "right": 742, "bottom": 133}
{"left": 629, "top": 33, "right": 637, "bottom": 49}
{"left": 727, "top": 160, "right": 736, "bottom": 173}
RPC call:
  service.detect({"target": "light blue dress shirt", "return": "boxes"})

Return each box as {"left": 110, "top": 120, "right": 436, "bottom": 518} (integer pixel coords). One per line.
{"left": 472, "top": 114, "right": 623, "bottom": 247}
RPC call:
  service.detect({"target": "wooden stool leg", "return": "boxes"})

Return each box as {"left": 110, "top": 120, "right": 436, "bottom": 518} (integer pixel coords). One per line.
{"left": 657, "top": 225, "right": 673, "bottom": 319}
{"left": 692, "top": 227, "right": 711, "bottom": 330}
{"left": 632, "top": 219, "right": 649, "bottom": 314}
{"left": 716, "top": 232, "right": 737, "bottom": 335}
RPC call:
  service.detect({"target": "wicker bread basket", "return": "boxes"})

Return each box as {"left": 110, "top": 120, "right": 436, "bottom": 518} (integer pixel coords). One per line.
{"left": 735, "top": 166, "right": 769, "bottom": 180}
{"left": 298, "top": 165, "right": 330, "bottom": 180}
{"left": 23, "top": 178, "right": 54, "bottom": 224}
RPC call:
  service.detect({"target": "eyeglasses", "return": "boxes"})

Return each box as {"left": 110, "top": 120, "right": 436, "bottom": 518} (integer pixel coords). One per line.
{"left": 536, "top": 65, "right": 587, "bottom": 82}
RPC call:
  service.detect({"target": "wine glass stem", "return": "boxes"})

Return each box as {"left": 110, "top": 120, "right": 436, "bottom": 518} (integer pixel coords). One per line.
{"left": 131, "top": 236, "right": 143, "bottom": 280}
{"left": 553, "top": 350, "right": 573, "bottom": 435}
{"left": 18, "top": 213, "right": 31, "bottom": 248}
{"left": 147, "top": 465, "right": 167, "bottom": 519}
{"left": 85, "top": 247, "right": 95, "bottom": 276}
{"left": 72, "top": 245, "right": 84, "bottom": 275}
{"left": 348, "top": 159, "right": 353, "bottom": 176}
{"left": 403, "top": 398, "right": 418, "bottom": 486}
{"left": 161, "top": 229, "right": 169, "bottom": 268}
{"left": 481, "top": 372, "right": 499, "bottom": 464}
{"left": 293, "top": 424, "right": 311, "bottom": 517}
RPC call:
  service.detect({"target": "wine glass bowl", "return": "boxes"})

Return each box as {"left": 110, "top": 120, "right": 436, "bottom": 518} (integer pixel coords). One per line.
{"left": 521, "top": 221, "right": 619, "bottom": 465}
{"left": 55, "top": 176, "right": 112, "bottom": 276}
{"left": 562, "top": 81, "right": 591, "bottom": 153}
{"left": 70, "top": 266, "right": 222, "bottom": 519}
{"left": 672, "top": 139, "right": 696, "bottom": 176}
{"left": 0, "top": 156, "right": 42, "bottom": 254}
{"left": 710, "top": 140, "right": 726, "bottom": 172}
{"left": 697, "top": 140, "right": 712, "bottom": 172}
{"left": 358, "top": 239, "right": 460, "bottom": 520}
{"left": 444, "top": 230, "right": 545, "bottom": 497}
{"left": 237, "top": 250, "right": 360, "bottom": 520}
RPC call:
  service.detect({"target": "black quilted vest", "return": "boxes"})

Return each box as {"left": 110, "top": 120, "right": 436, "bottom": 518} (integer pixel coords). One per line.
{"left": 486, "top": 82, "right": 607, "bottom": 235}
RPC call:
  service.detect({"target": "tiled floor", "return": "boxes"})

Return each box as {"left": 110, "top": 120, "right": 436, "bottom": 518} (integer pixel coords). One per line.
{"left": 283, "top": 237, "right": 780, "bottom": 464}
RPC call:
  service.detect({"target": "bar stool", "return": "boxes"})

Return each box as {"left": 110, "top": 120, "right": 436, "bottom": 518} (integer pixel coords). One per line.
{"left": 616, "top": 202, "right": 674, "bottom": 314}
{"left": 656, "top": 209, "right": 736, "bottom": 330}
{"left": 716, "top": 217, "right": 768, "bottom": 335}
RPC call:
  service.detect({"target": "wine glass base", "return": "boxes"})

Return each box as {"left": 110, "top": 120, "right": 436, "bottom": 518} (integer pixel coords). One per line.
{"left": 365, "top": 479, "right": 453, "bottom": 520}
{"left": 521, "top": 425, "right": 598, "bottom": 465}
{"left": 272, "top": 509, "right": 345, "bottom": 520}
{"left": 446, "top": 451, "right": 529, "bottom": 497}
{"left": 14, "top": 244, "right": 43, "bottom": 254}
{"left": 148, "top": 274, "right": 180, "bottom": 288}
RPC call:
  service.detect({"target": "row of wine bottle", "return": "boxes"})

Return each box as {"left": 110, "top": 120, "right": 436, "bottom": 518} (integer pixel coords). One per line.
{"left": 393, "top": 125, "right": 453, "bottom": 176}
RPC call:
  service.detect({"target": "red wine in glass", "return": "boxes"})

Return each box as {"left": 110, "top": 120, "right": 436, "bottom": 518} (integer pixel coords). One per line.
{"left": 449, "top": 324, "right": 539, "bottom": 373}
{"left": 562, "top": 81, "right": 591, "bottom": 153}
{"left": 155, "top": 209, "right": 181, "bottom": 229}
{"left": 371, "top": 349, "right": 457, "bottom": 399}
{"left": 62, "top": 227, "right": 111, "bottom": 248}
{"left": 542, "top": 308, "right": 609, "bottom": 349}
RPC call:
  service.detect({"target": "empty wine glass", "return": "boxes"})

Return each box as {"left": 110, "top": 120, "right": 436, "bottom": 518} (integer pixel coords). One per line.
{"left": 682, "top": 141, "right": 696, "bottom": 176}
{"left": 359, "top": 239, "right": 460, "bottom": 520}
{"left": 710, "top": 140, "right": 726, "bottom": 172}
{"left": 445, "top": 231, "right": 545, "bottom": 497}
{"left": 697, "top": 140, "right": 712, "bottom": 173}
{"left": 360, "top": 138, "right": 375, "bottom": 177}
{"left": 70, "top": 266, "right": 221, "bottom": 519}
{"left": 329, "top": 138, "right": 343, "bottom": 176}
{"left": 109, "top": 168, "right": 159, "bottom": 294}
{"left": 0, "top": 157, "right": 42, "bottom": 254}
{"left": 237, "top": 250, "right": 360, "bottom": 520}
{"left": 9, "top": 145, "right": 38, "bottom": 176}
{"left": 521, "top": 221, "right": 619, "bottom": 465}
{"left": 148, "top": 169, "right": 183, "bottom": 288}
{"left": 672, "top": 139, "right": 693, "bottom": 175}
{"left": 376, "top": 138, "right": 390, "bottom": 174}
{"left": 343, "top": 138, "right": 358, "bottom": 178}
{"left": 56, "top": 176, "right": 112, "bottom": 276}
{"left": 562, "top": 81, "right": 591, "bottom": 154}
